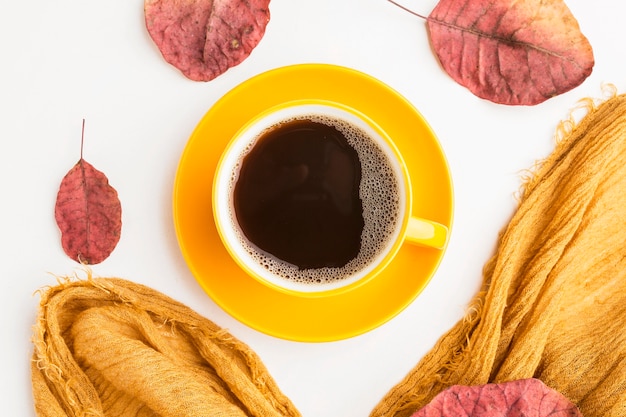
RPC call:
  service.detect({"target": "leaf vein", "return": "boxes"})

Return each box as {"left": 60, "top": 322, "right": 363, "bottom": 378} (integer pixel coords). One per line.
{"left": 429, "top": 18, "right": 583, "bottom": 68}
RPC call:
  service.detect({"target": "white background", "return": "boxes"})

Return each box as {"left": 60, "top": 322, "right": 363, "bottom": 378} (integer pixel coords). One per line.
{"left": 1, "top": 0, "right": 624, "bottom": 415}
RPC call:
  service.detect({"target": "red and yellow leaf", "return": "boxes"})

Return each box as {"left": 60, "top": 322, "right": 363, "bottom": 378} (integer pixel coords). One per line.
{"left": 55, "top": 158, "right": 122, "bottom": 265}
{"left": 427, "top": 0, "right": 594, "bottom": 105}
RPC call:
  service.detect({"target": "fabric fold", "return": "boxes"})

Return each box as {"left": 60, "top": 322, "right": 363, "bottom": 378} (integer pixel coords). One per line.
{"left": 31, "top": 277, "right": 301, "bottom": 417}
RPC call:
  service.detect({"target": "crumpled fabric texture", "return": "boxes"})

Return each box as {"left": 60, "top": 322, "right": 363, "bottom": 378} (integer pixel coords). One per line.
{"left": 31, "top": 277, "right": 301, "bottom": 417}
{"left": 371, "top": 92, "right": 626, "bottom": 417}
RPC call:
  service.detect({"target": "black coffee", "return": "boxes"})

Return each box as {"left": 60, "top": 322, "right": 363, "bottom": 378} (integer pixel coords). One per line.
{"left": 228, "top": 113, "right": 402, "bottom": 286}
{"left": 234, "top": 119, "right": 364, "bottom": 269}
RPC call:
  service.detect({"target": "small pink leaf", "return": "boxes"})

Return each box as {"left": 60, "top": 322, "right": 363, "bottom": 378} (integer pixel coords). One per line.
{"left": 426, "top": 0, "right": 594, "bottom": 105}
{"left": 411, "top": 379, "right": 582, "bottom": 417}
{"left": 55, "top": 123, "right": 122, "bottom": 265}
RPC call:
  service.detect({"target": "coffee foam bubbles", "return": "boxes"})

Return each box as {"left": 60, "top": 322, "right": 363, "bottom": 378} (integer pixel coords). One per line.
{"left": 227, "top": 113, "right": 403, "bottom": 288}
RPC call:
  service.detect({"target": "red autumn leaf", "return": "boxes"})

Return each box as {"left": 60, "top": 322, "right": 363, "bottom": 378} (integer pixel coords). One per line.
{"left": 411, "top": 379, "right": 582, "bottom": 417}
{"left": 426, "top": 0, "right": 594, "bottom": 105}
{"left": 144, "top": 0, "right": 271, "bottom": 82}
{"left": 55, "top": 122, "right": 122, "bottom": 265}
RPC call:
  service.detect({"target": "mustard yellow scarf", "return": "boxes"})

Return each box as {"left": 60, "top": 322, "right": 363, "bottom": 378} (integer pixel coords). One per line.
{"left": 371, "top": 91, "right": 626, "bottom": 417}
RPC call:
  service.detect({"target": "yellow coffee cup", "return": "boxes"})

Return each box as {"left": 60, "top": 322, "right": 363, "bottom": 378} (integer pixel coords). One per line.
{"left": 213, "top": 100, "right": 448, "bottom": 296}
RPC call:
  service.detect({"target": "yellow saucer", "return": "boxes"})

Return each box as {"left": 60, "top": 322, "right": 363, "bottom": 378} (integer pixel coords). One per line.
{"left": 173, "top": 64, "right": 453, "bottom": 342}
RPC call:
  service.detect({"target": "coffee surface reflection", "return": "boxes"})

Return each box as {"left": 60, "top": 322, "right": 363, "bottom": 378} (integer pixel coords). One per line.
{"left": 234, "top": 119, "right": 364, "bottom": 269}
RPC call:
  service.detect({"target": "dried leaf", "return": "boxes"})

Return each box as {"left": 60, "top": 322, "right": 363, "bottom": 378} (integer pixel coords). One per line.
{"left": 427, "top": 0, "right": 594, "bottom": 105}
{"left": 411, "top": 379, "right": 582, "bottom": 417}
{"left": 55, "top": 123, "right": 122, "bottom": 265}
{"left": 144, "top": 0, "right": 271, "bottom": 82}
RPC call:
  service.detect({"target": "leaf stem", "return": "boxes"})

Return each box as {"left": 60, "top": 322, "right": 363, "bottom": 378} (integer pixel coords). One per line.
{"left": 80, "top": 118, "right": 85, "bottom": 160}
{"left": 386, "top": 0, "right": 427, "bottom": 20}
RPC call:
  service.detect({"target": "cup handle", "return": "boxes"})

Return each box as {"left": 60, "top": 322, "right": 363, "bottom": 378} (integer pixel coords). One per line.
{"left": 405, "top": 217, "right": 449, "bottom": 249}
